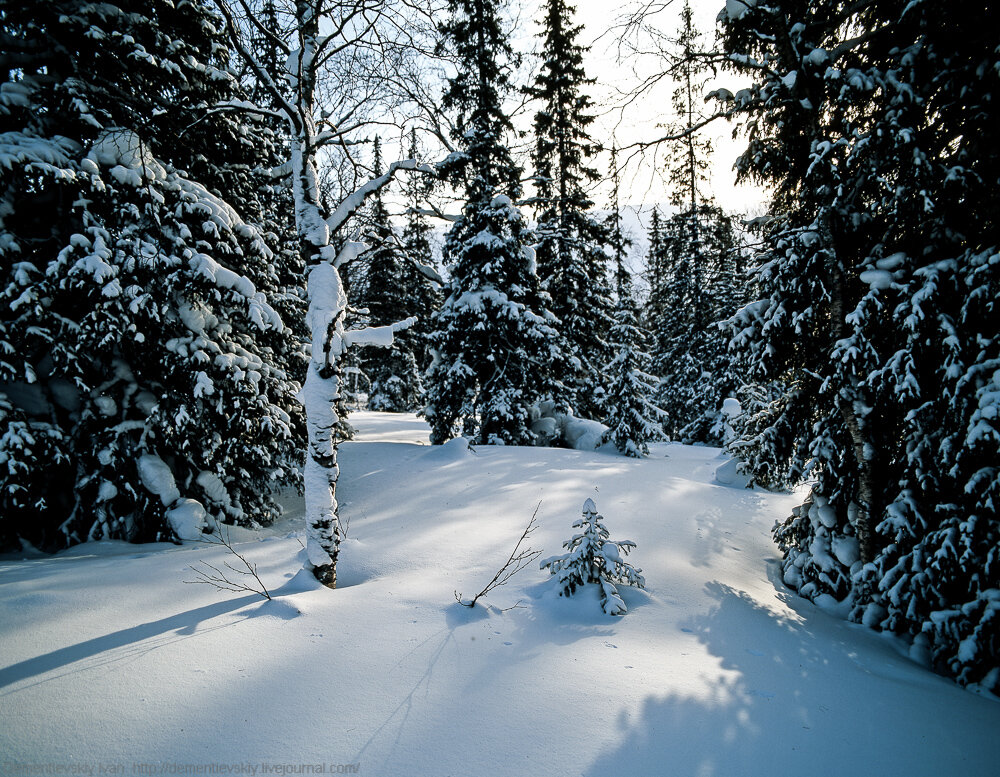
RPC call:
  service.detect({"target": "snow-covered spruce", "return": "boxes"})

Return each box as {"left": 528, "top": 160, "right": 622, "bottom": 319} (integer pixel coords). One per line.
{"left": 0, "top": 1, "right": 304, "bottom": 549}
{"left": 643, "top": 2, "right": 745, "bottom": 445}
{"left": 600, "top": 152, "right": 665, "bottom": 458}
{"left": 528, "top": 0, "right": 615, "bottom": 421}
{"left": 398, "top": 128, "right": 444, "bottom": 379}
{"left": 601, "top": 293, "right": 664, "bottom": 457}
{"left": 424, "top": 0, "right": 570, "bottom": 447}
{"left": 720, "top": 0, "right": 1000, "bottom": 689}
{"left": 0, "top": 129, "right": 303, "bottom": 547}
{"left": 352, "top": 137, "right": 436, "bottom": 413}
{"left": 647, "top": 203, "right": 742, "bottom": 444}
{"left": 540, "top": 498, "right": 645, "bottom": 615}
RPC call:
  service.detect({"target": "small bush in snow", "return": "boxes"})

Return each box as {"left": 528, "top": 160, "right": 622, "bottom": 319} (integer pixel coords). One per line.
{"left": 540, "top": 498, "right": 645, "bottom": 615}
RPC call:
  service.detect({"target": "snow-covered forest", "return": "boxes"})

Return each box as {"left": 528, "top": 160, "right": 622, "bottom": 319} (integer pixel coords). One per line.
{"left": 1, "top": 0, "right": 998, "bottom": 763}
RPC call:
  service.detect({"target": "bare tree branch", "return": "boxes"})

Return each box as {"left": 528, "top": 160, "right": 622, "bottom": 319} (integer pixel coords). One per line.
{"left": 455, "top": 505, "right": 543, "bottom": 608}
{"left": 185, "top": 527, "right": 272, "bottom": 601}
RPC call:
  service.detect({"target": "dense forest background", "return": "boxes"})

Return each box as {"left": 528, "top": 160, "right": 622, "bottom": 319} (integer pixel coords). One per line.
{"left": 1, "top": 0, "right": 996, "bottom": 691}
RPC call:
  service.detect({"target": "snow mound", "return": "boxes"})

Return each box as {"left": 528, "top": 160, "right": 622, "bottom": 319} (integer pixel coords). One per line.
{"left": 137, "top": 453, "right": 180, "bottom": 506}
{"left": 165, "top": 499, "right": 207, "bottom": 541}
{"left": 715, "top": 457, "right": 750, "bottom": 487}
{"left": 562, "top": 417, "right": 607, "bottom": 451}
{"left": 529, "top": 400, "right": 608, "bottom": 451}
{"left": 421, "top": 435, "right": 473, "bottom": 462}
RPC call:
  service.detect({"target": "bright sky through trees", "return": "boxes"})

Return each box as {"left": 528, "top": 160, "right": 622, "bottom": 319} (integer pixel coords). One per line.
{"left": 522, "top": 0, "right": 763, "bottom": 216}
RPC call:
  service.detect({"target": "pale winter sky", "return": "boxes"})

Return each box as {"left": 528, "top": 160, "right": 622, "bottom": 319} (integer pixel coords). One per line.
{"left": 520, "top": 0, "right": 765, "bottom": 218}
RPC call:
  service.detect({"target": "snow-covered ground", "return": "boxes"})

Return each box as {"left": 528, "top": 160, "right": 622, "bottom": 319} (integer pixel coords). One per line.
{"left": 2, "top": 412, "right": 997, "bottom": 776}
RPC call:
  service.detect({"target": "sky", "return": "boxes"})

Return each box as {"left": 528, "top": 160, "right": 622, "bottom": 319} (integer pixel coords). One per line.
{"left": 519, "top": 0, "right": 765, "bottom": 218}
{"left": 375, "top": 0, "right": 766, "bottom": 268}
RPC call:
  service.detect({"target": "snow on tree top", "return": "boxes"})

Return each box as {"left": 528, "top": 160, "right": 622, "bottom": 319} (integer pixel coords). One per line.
{"left": 807, "top": 48, "right": 830, "bottom": 66}
{"left": 453, "top": 288, "right": 521, "bottom": 315}
{"left": 333, "top": 241, "right": 368, "bottom": 268}
{"left": 137, "top": 453, "right": 180, "bottom": 507}
{"left": 470, "top": 230, "right": 502, "bottom": 249}
{"left": 583, "top": 497, "right": 597, "bottom": 514}
{"left": 0, "top": 133, "right": 78, "bottom": 172}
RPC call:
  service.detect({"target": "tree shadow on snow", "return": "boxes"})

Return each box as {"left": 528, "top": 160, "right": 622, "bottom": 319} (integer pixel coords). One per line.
{"left": 0, "top": 594, "right": 259, "bottom": 694}
{"left": 582, "top": 580, "right": 1000, "bottom": 777}
{"left": 350, "top": 625, "right": 458, "bottom": 772}
{"left": 580, "top": 581, "right": 841, "bottom": 776}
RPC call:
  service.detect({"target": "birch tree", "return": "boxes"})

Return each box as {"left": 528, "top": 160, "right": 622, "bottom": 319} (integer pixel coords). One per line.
{"left": 213, "top": 0, "right": 434, "bottom": 587}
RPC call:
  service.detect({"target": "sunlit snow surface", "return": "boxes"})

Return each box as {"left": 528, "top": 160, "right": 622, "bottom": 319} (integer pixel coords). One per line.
{"left": 1, "top": 412, "right": 997, "bottom": 775}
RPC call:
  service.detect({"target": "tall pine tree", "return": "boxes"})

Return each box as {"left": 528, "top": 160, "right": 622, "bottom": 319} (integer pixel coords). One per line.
{"left": 424, "top": 0, "right": 567, "bottom": 446}
{"left": 400, "top": 128, "right": 443, "bottom": 377}
{"left": 528, "top": 0, "right": 614, "bottom": 421}
{"left": 601, "top": 149, "right": 663, "bottom": 457}
{"left": 646, "top": 0, "right": 741, "bottom": 444}
{"left": 359, "top": 137, "right": 427, "bottom": 412}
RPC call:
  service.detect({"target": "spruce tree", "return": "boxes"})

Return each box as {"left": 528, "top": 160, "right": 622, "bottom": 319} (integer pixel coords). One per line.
{"left": 425, "top": 0, "right": 567, "bottom": 445}
{"left": 601, "top": 150, "right": 663, "bottom": 458}
{"left": 528, "top": 0, "right": 614, "bottom": 420}
{"left": 646, "top": 0, "right": 740, "bottom": 444}
{"left": 540, "top": 498, "right": 645, "bottom": 615}
{"left": 644, "top": 207, "right": 665, "bottom": 292}
{"left": 721, "top": 0, "right": 1000, "bottom": 688}
{"left": 651, "top": 204, "right": 739, "bottom": 443}
{"left": 357, "top": 137, "right": 424, "bottom": 412}
{"left": 240, "top": 0, "right": 308, "bottom": 388}
{"left": 0, "top": 0, "right": 303, "bottom": 549}
{"left": 849, "top": 0, "right": 1000, "bottom": 688}
{"left": 400, "top": 129, "right": 443, "bottom": 376}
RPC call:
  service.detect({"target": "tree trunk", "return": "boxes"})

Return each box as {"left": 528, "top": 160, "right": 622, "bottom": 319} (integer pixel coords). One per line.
{"left": 826, "top": 221, "right": 876, "bottom": 565}
{"left": 292, "top": 4, "right": 344, "bottom": 587}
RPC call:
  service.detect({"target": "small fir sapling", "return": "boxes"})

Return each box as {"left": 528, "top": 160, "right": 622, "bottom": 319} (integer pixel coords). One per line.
{"left": 540, "top": 498, "right": 645, "bottom": 615}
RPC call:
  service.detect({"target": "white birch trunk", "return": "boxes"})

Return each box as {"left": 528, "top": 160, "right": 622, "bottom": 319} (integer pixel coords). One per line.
{"left": 290, "top": 4, "right": 345, "bottom": 587}
{"left": 215, "top": 0, "right": 430, "bottom": 587}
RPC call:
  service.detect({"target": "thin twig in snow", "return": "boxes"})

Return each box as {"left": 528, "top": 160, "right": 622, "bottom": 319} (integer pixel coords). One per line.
{"left": 455, "top": 503, "right": 542, "bottom": 608}
{"left": 184, "top": 526, "right": 271, "bottom": 601}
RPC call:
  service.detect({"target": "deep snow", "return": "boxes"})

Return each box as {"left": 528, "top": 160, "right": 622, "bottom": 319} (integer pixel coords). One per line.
{"left": 1, "top": 411, "right": 997, "bottom": 776}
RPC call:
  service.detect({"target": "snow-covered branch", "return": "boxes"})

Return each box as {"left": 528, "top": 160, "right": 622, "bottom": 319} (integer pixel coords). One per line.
{"left": 325, "top": 158, "right": 433, "bottom": 234}
{"left": 342, "top": 317, "right": 418, "bottom": 349}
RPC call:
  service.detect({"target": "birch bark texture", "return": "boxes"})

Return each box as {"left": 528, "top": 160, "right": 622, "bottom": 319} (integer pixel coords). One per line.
{"left": 214, "top": 0, "right": 428, "bottom": 586}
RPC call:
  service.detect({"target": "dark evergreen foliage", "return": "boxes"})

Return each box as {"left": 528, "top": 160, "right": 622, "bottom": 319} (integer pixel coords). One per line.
{"left": 721, "top": 0, "right": 1000, "bottom": 689}
{"left": 424, "top": 0, "right": 567, "bottom": 445}
{"left": 356, "top": 137, "right": 425, "bottom": 412}
{"left": 648, "top": 204, "right": 740, "bottom": 443}
{"left": 399, "top": 129, "right": 443, "bottom": 376}
{"left": 601, "top": 151, "right": 663, "bottom": 458}
{"left": 528, "top": 0, "right": 614, "bottom": 420}
{"left": 0, "top": 0, "right": 303, "bottom": 549}
{"left": 644, "top": 1, "right": 742, "bottom": 444}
